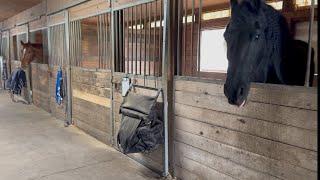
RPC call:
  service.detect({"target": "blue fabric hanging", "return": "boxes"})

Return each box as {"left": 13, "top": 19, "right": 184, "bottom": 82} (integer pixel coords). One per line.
{"left": 55, "top": 67, "right": 64, "bottom": 105}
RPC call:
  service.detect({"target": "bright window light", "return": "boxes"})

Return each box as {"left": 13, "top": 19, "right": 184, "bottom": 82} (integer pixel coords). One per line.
{"left": 182, "top": 15, "right": 195, "bottom": 24}
{"left": 200, "top": 29, "right": 228, "bottom": 73}
{"left": 267, "top": 1, "right": 283, "bottom": 10}
{"left": 128, "top": 24, "right": 144, "bottom": 30}
{"left": 296, "top": 0, "right": 318, "bottom": 7}
{"left": 151, "top": 20, "right": 164, "bottom": 28}
{"left": 202, "top": 9, "right": 231, "bottom": 20}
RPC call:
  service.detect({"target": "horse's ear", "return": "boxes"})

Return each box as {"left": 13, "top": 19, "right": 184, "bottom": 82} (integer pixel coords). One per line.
{"left": 20, "top": 41, "right": 25, "bottom": 46}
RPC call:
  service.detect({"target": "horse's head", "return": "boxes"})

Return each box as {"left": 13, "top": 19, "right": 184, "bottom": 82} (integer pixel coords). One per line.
{"left": 20, "top": 41, "right": 42, "bottom": 69}
{"left": 224, "top": 0, "right": 268, "bottom": 107}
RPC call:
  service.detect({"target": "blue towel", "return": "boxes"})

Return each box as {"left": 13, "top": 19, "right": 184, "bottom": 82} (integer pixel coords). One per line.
{"left": 55, "top": 68, "right": 64, "bottom": 105}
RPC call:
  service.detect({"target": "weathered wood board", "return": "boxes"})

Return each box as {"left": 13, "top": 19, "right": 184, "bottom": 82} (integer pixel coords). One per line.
{"left": 174, "top": 78, "right": 317, "bottom": 180}
{"left": 71, "top": 67, "right": 112, "bottom": 145}
{"left": 31, "top": 63, "right": 50, "bottom": 112}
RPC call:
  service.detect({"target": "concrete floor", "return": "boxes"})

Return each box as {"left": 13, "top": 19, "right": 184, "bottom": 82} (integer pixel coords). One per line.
{"left": 0, "top": 91, "right": 160, "bottom": 180}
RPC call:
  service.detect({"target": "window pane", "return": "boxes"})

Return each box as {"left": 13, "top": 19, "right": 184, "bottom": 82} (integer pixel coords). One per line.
{"left": 200, "top": 29, "right": 228, "bottom": 73}
{"left": 296, "top": 0, "right": 318, "bottom": 7}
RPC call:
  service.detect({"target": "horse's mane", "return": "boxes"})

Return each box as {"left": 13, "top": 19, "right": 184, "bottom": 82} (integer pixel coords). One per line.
{"left": 261, "top": 4, "right": 291, "bottom": 61}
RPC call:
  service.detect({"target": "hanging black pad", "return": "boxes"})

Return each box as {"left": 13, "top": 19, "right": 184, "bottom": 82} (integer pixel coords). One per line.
{"left": 117, "top": 88, "right": 163, "bottom": 154}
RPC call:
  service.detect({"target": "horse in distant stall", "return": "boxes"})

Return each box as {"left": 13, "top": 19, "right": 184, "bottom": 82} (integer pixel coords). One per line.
{"left": 223, "top": 0, "right": 314, "bottom": 107}
{"left": 20, "top": 41, "right": 43, "bottom": 69}
{"left": 9, "top": 41, "right": 43, "bottom": 103}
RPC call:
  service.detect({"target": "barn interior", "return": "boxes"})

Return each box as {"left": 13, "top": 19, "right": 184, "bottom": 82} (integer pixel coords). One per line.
{"left": 0, "top": 0, "right": 318, "bottom": 180}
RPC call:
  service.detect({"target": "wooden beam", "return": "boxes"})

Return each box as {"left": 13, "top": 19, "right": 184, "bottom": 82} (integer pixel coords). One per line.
{"left": 72, "top": 89, "right": 111, "bottom": 108}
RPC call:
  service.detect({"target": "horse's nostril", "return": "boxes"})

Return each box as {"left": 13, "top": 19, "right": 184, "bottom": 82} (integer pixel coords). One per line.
{"left": 238, "top": 87, "right": 245, "bottom": 97}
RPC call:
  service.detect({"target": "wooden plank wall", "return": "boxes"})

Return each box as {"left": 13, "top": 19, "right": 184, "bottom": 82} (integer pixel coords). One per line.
{"left": 71, "top": 67, "right": 112, "bottom": 145}
{"left": 112, "top": 72, "right": 164, "bottom": 173}
{"left": 174, "top": 78, "right": 317, "bottom": 180}
{"left": 47, "top": 0, "right": 90, "bottom": 15}
{"left": 31, "top": 63, "right": 50, "bottom": 112}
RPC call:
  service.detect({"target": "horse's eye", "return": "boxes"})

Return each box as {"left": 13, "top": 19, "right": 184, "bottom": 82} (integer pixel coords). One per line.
{"left": 255, "top": 34, "right": 260, "bottom": 40}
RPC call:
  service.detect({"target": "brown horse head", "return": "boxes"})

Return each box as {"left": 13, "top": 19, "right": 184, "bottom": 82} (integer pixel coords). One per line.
{"left": 20, "top": 41, "right": 43, "bottom": 69}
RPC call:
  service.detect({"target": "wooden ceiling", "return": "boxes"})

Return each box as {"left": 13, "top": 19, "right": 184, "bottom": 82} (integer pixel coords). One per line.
{"left": 0, "top": 0, "right": 42, "bottom": 22}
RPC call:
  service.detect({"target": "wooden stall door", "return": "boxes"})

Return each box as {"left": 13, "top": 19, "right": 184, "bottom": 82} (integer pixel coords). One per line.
{"left": 71, "top": 68, "right": 112, "bottom": 145}
{"left": 174, "top": 78, "right": 317, "bottom": 180}
{"left": 31, "top": 63, "right": 50, "bottom": 112}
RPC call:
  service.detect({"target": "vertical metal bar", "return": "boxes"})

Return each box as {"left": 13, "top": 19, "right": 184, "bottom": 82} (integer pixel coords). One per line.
{"left": 111, "top": 8, "right": 116, "bottom": 146}
{"left": 58, "top": 25, "right": 61, "bottom": 66}
{"left": 148, "top": 3, "right": 152, "bottom": 76}
{"left": 122, "top": 11, "right": 125, "bottom": 72}
{"left": 119, "top": 10, "right": 125, "bottom": 72}
{"left": 54, "top": 26, "right": 57, "bottom": 66}
{"left": 100, "top": 15, "right": 103, "bottom": 69}
{"left": 162, "top": 0, "right": 169, "bottom": 176}
{"left": 48, "top": 28, "right": 51, "bottom": 66}
{"left": 104, "top": 15, "right": 107, "bottom": 70}
{"left": 144, "top": 4, "right": 147, "bottom": 77}
{"left": 101, "top": 15, "right": 104, "bottom": 69}
{"left": 107, "top": 14, "right": 110, "bottom": 69}
{"left": 177, "top": 0, "right": 182, "bottom": 76}
{"left": 51, "top": 27, "right": 55, "bottom": 66}
{"left": 183, "top": 0, "right": 187, "bottom": 76}
{"left": 65, "top": 10, "right": 72, "bottom": 126}
{"left": 139, "top": 5, "right": 142, "bottom": 75}
{"left": 103, "top": 14, "right": 109, "bottom": 69}
{"left": 26, "top": 24, "right": 32, "bottom": 104}
{"left": 115, "top": 12, "right": 119, "bottom": 72}
{"left": 305, "top": 0, "right": 315, "bottom": 87}
{"left": 154, "top": 1, "right": 157, "bottom": 77}
{"left": 70, "top": 22, "right": 72, "bottom": 66}
{"left": 98, "top": 16, "right": 101, "bottom": 68}
{"left": 59, "top": 25, "right": 62, "bottom": 66}
{"left": 102, "top": 15, "right": 104, "bottom": 69}
{"left": 78, "top": 21, "right": 82, "bottom": 67}
{"left": 131, "top": 7, "right": 134, "bottom": 74}
{"left": 107, "top": 14, "right": 109, "bottom": 70}
{"left": 191, "top": 0, "right": 195, "bottom": 76}
{"left": 47, "top": 27, "right": 52, "bottom": 111}
{"left": 135, "top": 6, "right": 138, "bottom": 75}
{"left": 159, "top": 0, "right": 163, "bottom": 76}
{"left": 102, "top": 15, "right": 105, "bottom": 69}
{"left": 126, "top": 9, "right": 130, "bottom": 73}
{"left": 197, "top": 0, "right": 202, "bottom": 77}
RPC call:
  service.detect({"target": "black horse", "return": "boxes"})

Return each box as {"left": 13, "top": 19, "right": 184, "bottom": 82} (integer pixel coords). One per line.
{"left": 223, "top": 0, "right": 314, "bottom": 107}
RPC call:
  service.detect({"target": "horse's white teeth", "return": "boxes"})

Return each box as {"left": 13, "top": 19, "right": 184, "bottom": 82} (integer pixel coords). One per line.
{"left": 239, "top": 100, "right": 246, "bottom": 108}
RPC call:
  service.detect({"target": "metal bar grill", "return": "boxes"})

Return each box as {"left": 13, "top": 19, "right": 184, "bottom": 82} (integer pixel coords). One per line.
{"left": 113, "top": 0, "right": 163, "bottom": 77}
{"left": 177, "top": 0, "right": 206, "bottom": 78}
{"left": 48, "top": 24, "right": 66, "bottom": 67}
{"left": 69, "top": 13, "right": 111, "bottom": 69}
